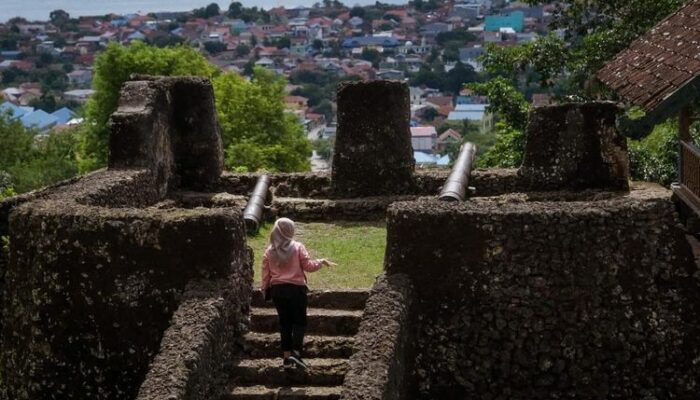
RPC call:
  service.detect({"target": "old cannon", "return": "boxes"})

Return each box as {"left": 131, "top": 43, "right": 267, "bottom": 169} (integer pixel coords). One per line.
{"left": 243, "top": 175, "right": 271, "bottom": 233}
{"left": 439, "top": 142, "right": 477, "bottom": 202}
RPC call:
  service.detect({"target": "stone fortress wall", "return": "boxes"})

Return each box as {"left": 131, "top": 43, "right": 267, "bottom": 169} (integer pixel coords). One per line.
{"left": 0, "top": 78, "right": 698, "bottom": 399}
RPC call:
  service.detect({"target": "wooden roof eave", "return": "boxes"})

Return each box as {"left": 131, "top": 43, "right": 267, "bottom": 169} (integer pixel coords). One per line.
{"left": 615, "top": 75, "right": 700, "bottom": 139}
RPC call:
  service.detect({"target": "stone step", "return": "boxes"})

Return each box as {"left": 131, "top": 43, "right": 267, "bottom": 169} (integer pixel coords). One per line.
{"left": 251, "top": 289, "right": 369, "bottom": 311}
{"left": 243, "top": 332, "right": 355, "bottom": 359}
{"left": 250, "top": 308, "right": 362, "bottom": 336}
{"left": 223, "top": 385, "right": 342, "bottom": 400}
{"left": 229, "top": 358, "right": 348, "bottom": 387}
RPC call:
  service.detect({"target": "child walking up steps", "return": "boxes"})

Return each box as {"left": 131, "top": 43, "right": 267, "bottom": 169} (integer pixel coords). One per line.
{"left": 260, "top": 218, "right": 336, "bottom": 369}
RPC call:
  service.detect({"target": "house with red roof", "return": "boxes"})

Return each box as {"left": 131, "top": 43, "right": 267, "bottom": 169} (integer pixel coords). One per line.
{"left": 598, "top": 0, "right": 700, "bottom": 213}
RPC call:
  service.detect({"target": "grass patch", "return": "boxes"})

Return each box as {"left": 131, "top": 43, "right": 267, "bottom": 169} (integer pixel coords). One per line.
{"left": 247, "top": 221, "right": 386, "bottom": 289}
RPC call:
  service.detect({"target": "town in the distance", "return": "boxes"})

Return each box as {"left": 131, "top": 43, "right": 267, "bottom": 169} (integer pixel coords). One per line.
{"left": 0, "top": 0, "right": 551, "bottom": 171}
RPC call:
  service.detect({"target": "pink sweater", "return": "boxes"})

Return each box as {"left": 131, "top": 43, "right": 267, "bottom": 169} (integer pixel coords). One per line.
{"left": 261, "top": 241, "right": 322, "bottom": 293}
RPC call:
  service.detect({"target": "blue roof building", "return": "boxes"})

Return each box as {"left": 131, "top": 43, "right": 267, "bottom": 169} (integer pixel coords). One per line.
{"left": 485, "top": 11, "right": 525, "bottom": 33}
{"left": 0, "top": 102, "right": 33, "bottom": 119}
{"left": 20, "top": 110, "right": 58, "bottom": 131}
{"left": 414, "top": 151, "right": 437, "bottom": 165}
{"left": 448, "top": 104, "right": 488, "bottom": 121}
{"left": 414, "top": 151, "right": 452, "bottom": 166}
{"left": 436, "top": 154, "right": 451, "bottom": 166}
{"left": 448, "top": 103, "right": 494, "bottom": 133}
{"left": 51, "top": 107, "right": 76, "bottom": 125}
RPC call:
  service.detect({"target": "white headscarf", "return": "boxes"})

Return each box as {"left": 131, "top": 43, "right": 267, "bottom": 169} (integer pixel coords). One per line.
{"left": 269, "top": 218, "right": 296, "bottom": 264}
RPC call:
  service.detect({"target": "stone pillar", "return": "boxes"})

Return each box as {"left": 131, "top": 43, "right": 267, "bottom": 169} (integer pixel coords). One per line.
{"left": 170, "top": 77, "right": 224, "bottom": 191}
{"left": 108, "top": 76, "right": 224, "bottom": 194}
{"left": 332, "top": 81, "right": 415, "bottom": 197}
{"left": 518, "top": 102, "right": 629, "bottom": 191}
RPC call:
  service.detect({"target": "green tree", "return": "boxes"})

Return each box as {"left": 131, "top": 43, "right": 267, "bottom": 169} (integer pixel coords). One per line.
{"left": 444, "top": 62, "right": 477, "bottom": 94}
{"left": 214, "top": 67, "right": 311, "bottom": 172}
{"left": 485, "top": 1, "right": 687, "bottom": 97}
{"left": 0, "top": 112, "right": 34, "bottom": 174}
{"left": 204, "top": 41, "right": 227, "bottom": 54}
{"left": 350, "top": 6, "right": 366, "bottom": 18}
{"left": 49, "top": 9, "right": 71, "bottom": 29}
{"left": 360, "top": 48, "right": 381, "bottom": 67}
{"left": 82, "top": 42, "right": 217, "bottom": 171}
{"left": 84, "top": 42, "right": 310, "bottom": 174}
{"left": 0, "top": 113, "right": 81, "bottom": 193}
{"left": 273, "top": 36, "right": 291, "bottom": 49}
{"left": 228, "top": 2, "right": 243, "bottom": 18}
{"left": 10, "top": 128, "right": 80, "bottom": 192}
{"left": 466, "top": 78, "right": 530, "bottom": 168}
{"left": 422, "top": 107, "right": 439, "bottom": 121}
{"left": 410, "top": 65, "right": 444, "bottom": 90}
{"left": 436, "top": 29, "right": 478, "bottom": 46}
{"left": 148, "top": 34, "right": 185, "bottom": 48}
{"left": 194, "top": 3, "right": 221, "bottom": 19}
{"left": 29, "top": 94, "right": 58, "bottom": 112}
{"left": 236, "top": 43, "right": 251, "bottom": 56}
{"left": 312, "top": 99, "right": 335, "bottom": 122}
{"left": 471, "top": 0, "right": 689, "bottom": 175}
{"left": 628, "top": 121, "right": 684, "bottom": 186}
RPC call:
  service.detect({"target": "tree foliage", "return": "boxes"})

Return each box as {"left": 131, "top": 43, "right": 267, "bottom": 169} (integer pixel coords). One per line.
{"left": 466, "top": 78, "right": 530, "bottom": 168}
{"left": 410, "top": 0, "right": 439, "bottom": 12}
{"left": 628, "top": 121, "right": 685, "bottom": 186}
{"left": 480, "top": 34, "right": 570, "bottom": 88}
{"left": 227, "top": 2, "right": 270, "bottom": 23}
{"left": 411, "top": 62, "right": 479, "bottom": 95}
{"left": 436, "top": 29, "right": 478, "bottom": 46}
{"left": 193, "top": 3, "right": 221, "bottom": 19}
{"left": 0, "top": 113, "right": 80, "bottom": 193}
{"left": 204, "top": 41, "right": 227, "bottom": 54}
{"left": 214, "top": 68, "right": 311, "bottom": 172}
{"left": 83, "top": 42, "right": 217, "bottom": 171}
{"left": 472, "top": 0, "right": 688, "bottom": 179}
{"left": 468, "top": 78, "right": 529, "bottom": 131}
{"left": 85, "top": 43, "right": 311, "bottom": 171}
{"left": 84, "top": 42, "right": 310, "bottom": 174}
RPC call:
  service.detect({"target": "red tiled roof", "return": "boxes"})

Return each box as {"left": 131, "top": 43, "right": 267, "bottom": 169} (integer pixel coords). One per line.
{"left": 438, "top": 128, "right": 461, "bottom": 141}
{"left": 425, "top": 95, "right": 453, "bottom": 107}
{"left": 598, "top": 0, "right": 700, "bottom": 112}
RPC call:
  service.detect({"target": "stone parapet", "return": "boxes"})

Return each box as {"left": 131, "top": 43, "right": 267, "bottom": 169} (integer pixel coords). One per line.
{"left": 385, "top": 183, "right": 699, "bottom": 398}
{"left": 519, "top": 102, "right": 629, "bottom": 191}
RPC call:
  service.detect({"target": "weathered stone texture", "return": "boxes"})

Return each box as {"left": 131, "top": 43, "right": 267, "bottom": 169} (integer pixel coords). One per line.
{"left": 341, "top": 274, "right": 414, "bottom": 400}
{"left": 2, "top": 178, "right": 248, "bottom": 400}
{"left": 519, "top": 102, "right": 629, "bottom": 191}
{"left": 385, "top": 183, "right": 700, "bottom": 399}
{"left": 136, "top": 275, "right": 252, "bottom": 400}
{"left": 271, "top": 196, "right": 419, "bottom": 222}
{"left": 0, "top": 76, "right": 245, "bottom": 400}
{"left": 332, "top": 81, "right": 415, "bottom": 196}
{"left": 219, "top": 170, "right": 452, "bottom": 200}
{"left": 109, "top": 76, "right": 223, "bottom": 193}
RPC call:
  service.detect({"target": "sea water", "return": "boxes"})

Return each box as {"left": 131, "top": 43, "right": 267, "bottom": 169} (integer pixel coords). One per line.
{"left": 1, "top": 0, "right": 400, "bottom": 22}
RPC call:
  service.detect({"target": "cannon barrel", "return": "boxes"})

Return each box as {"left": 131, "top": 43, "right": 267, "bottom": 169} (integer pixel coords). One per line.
{"left": 439, "top": 142, "right": 477, "bottom": 202}
{"left": 243, "top": 175, "right": 271, "bottom": 233}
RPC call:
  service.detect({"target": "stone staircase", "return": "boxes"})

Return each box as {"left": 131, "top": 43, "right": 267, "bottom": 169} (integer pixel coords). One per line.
{"left": 220, "top": 289, "right": 369, "bottom": 400}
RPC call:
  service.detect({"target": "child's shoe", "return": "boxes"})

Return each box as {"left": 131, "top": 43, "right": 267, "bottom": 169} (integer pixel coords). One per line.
{"left": 287, "top": 353, "right": 308, "bottom": 370}
{"left": 291, "top": 350, "right": 309, "bottom": 369}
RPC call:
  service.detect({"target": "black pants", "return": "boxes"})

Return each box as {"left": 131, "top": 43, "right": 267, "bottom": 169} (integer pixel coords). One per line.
{"left": 270, "top": 284, "right": 308, "bottom": 353}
